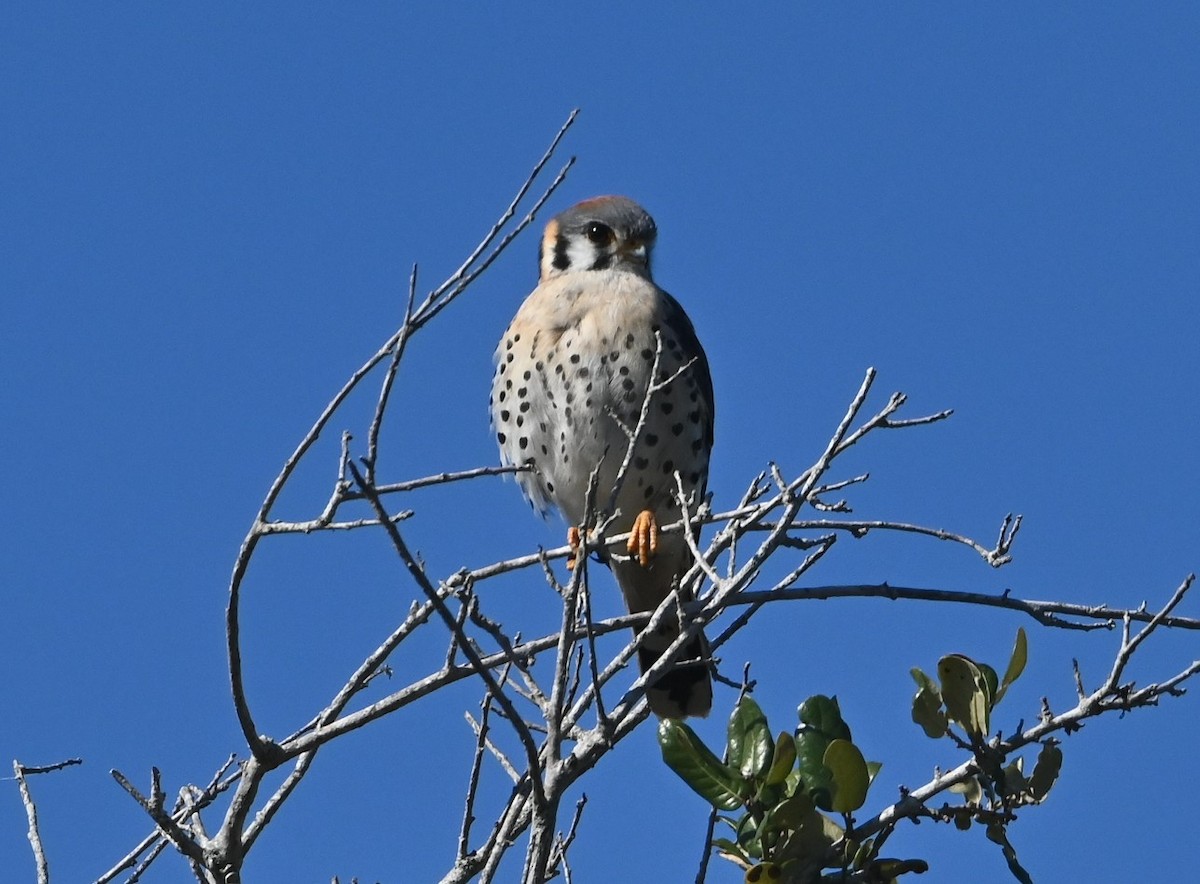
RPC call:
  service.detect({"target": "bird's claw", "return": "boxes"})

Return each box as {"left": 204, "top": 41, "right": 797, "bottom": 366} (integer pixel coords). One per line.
{"left": 627, "top": 509, "right": 659, "bottom": 568}
{"left": 566, "top": 526, "right": 582, "bottom": 570}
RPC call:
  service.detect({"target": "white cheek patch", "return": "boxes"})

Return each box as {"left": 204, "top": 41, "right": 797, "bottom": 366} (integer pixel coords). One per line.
{"left": 566, "top": 236, "right": 602, "bottom": 271}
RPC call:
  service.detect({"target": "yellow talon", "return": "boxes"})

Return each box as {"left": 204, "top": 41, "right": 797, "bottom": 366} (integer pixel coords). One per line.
{"left": 566, "top": 526, "right": 582, "bottom": 570}
{"left": 627, "top": 509, "right": 659, "bottom": 568}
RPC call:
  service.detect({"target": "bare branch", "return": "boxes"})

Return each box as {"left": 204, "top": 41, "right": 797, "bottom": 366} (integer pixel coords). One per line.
{"left": 12, "top": 758, "right": 80, "bottom": 884}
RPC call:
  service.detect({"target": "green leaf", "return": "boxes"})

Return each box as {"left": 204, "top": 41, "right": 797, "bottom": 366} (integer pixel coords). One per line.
{"left": 765, "top": 731, "right": 797, "bottom": 786}
{"left": 736, "top": 812, "right": 763, "bottom": 858}
{"left": 798, "top": 695, "right": 852, "bottom": 740}
{"left": 949, "top": 774, "right": 983, "bottom": 807}
{"left": 865, "top": 760, "right": 883, "bottom": 785}
{"left": 713, "top": 836, "right": 744, "bottom": 853}
{"left": 978, "top": 663, "right": 999, "bottom": 710}
{"left": 1029, "top": 742, "right": 1063, "bottom": 802}
{"left": 851, "top": 836, "right": 874, "bottom": 871}
{"left": 728, "top": 696, "right": 774, "bottom": 780}
{"left": 765, "top": 790, "right": 816, "bottom": 832}
{"left": 824, "top": 739, "right": 870, "bottom": 813}
{"left": 713, "top": 837, "right": 751, "bottom": 867}
{"left": 658, "top": 719, "right": 745, "bottom": 810}
{"left": 910, "top": 667, "right": 947, "bottom": 739}
{"left": 938, "top": 655, "right": 990, "bottom": 737}
{"left": 993, "top": 627, "right": 1029, "bottom": 706}
{"left": 795, "top": 695, "right": 850, "bottom": 811}
{"left": 1000, "top": 758, "right": 1030, "bottom": 800}
{"left": 773, "top": 799, "right": 840, "bottom": 866}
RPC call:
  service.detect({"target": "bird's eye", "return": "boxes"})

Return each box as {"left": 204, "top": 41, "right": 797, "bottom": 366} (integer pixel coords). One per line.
{"left": 584, "top": 222, "right": 613, "bottom": 245}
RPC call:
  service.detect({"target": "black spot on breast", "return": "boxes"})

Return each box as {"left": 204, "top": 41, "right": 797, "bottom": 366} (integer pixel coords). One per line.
{"left": 634, "top": 456, "right": 649, "bottom": 470}
{"left": 662, "top": 459, "right": 674, "bottom": 474}
{"left": 643, "top": 484, "right": 655, "bottom": 500}
{"left": 500, "top": 410, "right": 511, "bottom": 422}
{"left": 519, "top": 437, "right": 529, "bottom": 450}
{"left": 672, "top": 423, "right": 683, "bottom": 436}
{"left": 570, "top": 353, "right": 581, "bottom": 364}
{"left": 497, "top": 432, "right": 507, "bottom": 444}
{"left": 641, "top": 348, "right": 654, "bottom": 361}
{"left": 645, "top": 433, "right": 658, "bottom": 446}
{"left": 519, "top": 401, "right": 530, "bottom": 413}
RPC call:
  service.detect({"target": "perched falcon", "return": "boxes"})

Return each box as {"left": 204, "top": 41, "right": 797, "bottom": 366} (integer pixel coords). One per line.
{"left": 490, "top": 196, "right": 714, "bottom": 718}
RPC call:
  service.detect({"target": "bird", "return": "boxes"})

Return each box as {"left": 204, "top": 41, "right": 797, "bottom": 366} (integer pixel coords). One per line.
{"left": 490, "top": 195, "right": 714, "bottom": 718}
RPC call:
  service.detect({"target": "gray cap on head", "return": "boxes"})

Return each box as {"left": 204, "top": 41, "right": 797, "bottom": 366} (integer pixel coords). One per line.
{"left": 554, "top": 195, "right": 657, "bottom": 244}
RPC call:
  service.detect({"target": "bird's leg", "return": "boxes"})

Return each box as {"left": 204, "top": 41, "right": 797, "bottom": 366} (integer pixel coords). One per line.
{"left": 566, "top": 525, "right": 582, "bottom": 570}
{"left": 627, "top": 509, "right": 660, "bottom": 568}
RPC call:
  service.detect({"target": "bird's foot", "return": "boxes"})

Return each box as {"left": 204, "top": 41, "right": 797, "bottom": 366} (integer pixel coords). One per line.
{"left": 566, "top": 526, "right": 582, "bottom": 570}
{"left": 627, "top": 509, "right": 660, "bottom": 568}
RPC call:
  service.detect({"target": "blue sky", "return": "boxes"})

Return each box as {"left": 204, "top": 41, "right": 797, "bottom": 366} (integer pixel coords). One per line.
{"left": 3, "top": 5, "right": 1198, "bottom": 882}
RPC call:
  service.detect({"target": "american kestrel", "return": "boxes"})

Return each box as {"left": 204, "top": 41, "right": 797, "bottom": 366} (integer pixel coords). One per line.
{"left": 491, "top": 196, "right": 714, "bottom": 718}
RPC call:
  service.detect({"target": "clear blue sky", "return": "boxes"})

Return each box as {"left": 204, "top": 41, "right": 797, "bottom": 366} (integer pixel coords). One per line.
{"left": 3, "top": 5, "right": 1198, "bottom": 882}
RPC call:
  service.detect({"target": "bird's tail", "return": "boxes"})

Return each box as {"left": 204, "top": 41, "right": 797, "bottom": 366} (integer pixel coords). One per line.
{"left": 612, "top": 550, "right": 713, "bottom": 719}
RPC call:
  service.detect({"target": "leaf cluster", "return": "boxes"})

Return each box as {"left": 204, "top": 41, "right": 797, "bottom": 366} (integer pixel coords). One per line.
{"left": 910, "top": 628, "right": 1061, "bottom": 882}
{"left": 660, "top": 629, "right": 1074, "bottom": 883}
{"left": 660, "top": 696, "right": 925, "bottom": 883}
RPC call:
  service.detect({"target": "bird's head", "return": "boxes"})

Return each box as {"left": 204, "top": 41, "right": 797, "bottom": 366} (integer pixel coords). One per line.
{"left": 538, "top": 195, "right": 658, "bottom": 282}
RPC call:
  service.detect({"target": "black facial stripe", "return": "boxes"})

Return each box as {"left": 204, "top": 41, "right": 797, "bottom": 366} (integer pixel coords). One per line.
{"left": 552, "top": 234, "right": 571, "bottom": 271}
{"left": 590, "top": 251, "right": 612, "bottom": 271}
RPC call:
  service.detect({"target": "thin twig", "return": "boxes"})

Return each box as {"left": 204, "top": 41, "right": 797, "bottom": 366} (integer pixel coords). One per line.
{"left": 13, "top": 758, "right": 80, "bottom": 884}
